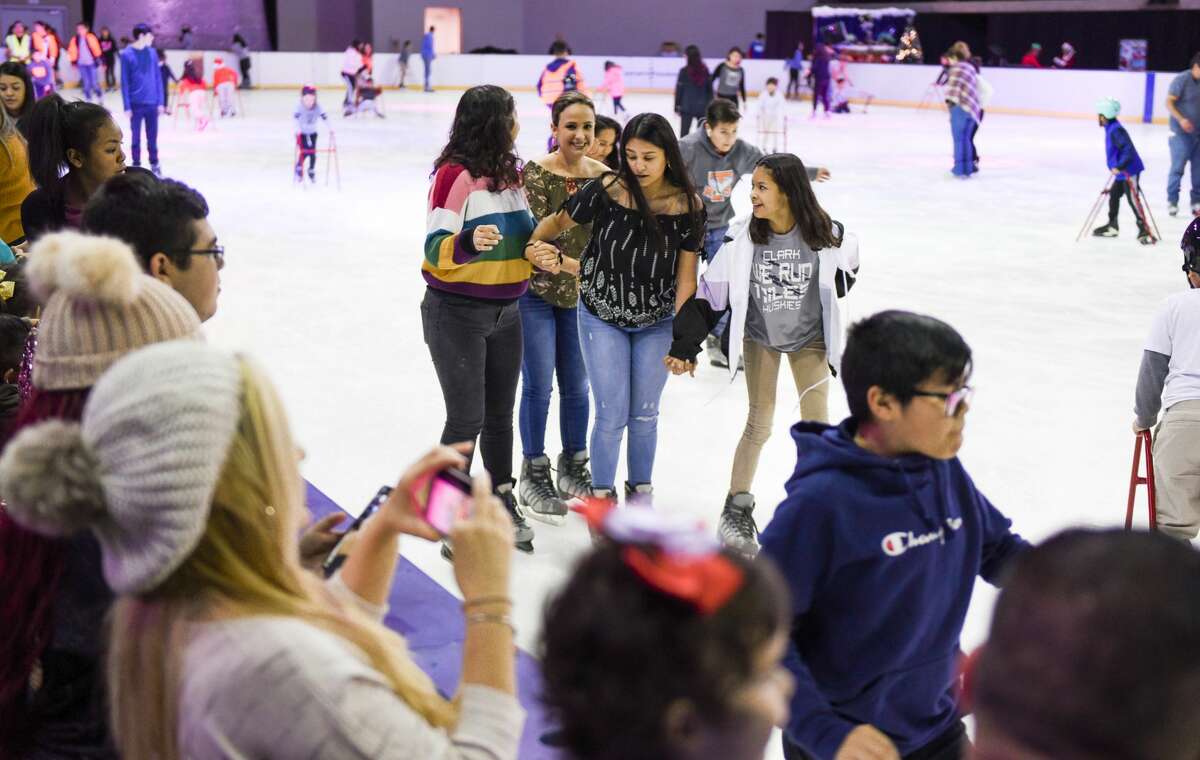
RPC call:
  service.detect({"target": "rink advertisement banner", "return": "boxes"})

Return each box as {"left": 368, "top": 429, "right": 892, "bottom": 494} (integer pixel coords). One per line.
{"left": 152, "top": 50, "right": 1179, "bottom": 124}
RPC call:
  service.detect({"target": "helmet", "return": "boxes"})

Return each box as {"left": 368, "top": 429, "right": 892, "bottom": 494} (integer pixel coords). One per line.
{"left": 1183, "top": 217, "right": 1200, "bottom": 274}
{"left": 1096, "top": 97, "right": 1121, "bottom": 120}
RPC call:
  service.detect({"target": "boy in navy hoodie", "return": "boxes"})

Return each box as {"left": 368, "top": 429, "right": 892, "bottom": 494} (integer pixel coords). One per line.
{"left": 760, "top": 310, "right": 1028, "bottom": 760}
{"left": 1093, "top": 96, "right": 1154, "bottom": 245}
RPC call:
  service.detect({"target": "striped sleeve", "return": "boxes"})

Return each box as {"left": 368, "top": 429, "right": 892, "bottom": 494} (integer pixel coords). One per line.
{"left": 424, "top": 164, "right": 482, "bottom": 270}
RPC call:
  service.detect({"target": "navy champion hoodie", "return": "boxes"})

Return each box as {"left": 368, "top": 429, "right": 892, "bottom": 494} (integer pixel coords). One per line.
{"left": 759, "top": 419, "right": 1028, "bottom": 759}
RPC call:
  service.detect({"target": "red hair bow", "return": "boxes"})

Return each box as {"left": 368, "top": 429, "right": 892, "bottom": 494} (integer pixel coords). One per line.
{"left": 574, "top": 498, "right": 745, "bottom": 615}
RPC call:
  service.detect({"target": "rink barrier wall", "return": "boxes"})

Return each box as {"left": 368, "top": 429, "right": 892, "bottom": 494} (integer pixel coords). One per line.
{"left": 75, "top": 51, "right": 1176, "bottom": 124}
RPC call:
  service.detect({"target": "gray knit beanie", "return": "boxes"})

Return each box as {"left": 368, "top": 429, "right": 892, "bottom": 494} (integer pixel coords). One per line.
{"left": 0, "top": 340, "right": 242, "bottom": 594}
{"left": 26, "top": 231, "right": 203, "bottom": 391}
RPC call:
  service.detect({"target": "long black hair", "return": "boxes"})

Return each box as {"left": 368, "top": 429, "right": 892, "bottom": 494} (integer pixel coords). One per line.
{"left": 684, "top": 44, "right": 708, "bottom": 85}
{"left": 593, "top": 114, "right": 621, "bottom": 171}
{"left": 617, "top": 113, "right": 701, "bottom": 251}
{"left": 433, "top": 84, "right": 521, "bottom": 192}
{"left": 0, "top": 62, "right": 34, "bottom": 125}
{"left": 24, "top": 94, "right": 113, "bottom": 193}
{"left": 749, "top": 153, "right": 838, "bottom": 250}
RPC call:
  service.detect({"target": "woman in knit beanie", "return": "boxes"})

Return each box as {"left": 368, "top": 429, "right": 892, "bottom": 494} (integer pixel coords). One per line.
{"left": 0, "top": 341, "right": 524, "bottom": 760}
{"left": 0, "top": 230, "right": 201, "bottom": 758}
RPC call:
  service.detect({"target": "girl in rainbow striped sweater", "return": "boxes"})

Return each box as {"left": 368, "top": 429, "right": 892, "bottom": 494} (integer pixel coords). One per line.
{"left": 422, "top": 84, "right": 559, "bottom": 554}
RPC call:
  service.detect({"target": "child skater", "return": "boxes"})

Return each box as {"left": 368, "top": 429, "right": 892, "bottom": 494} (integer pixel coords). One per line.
{"left": 28, "top": 49, "right": 55, "bottom": 99}
{"left": 1094, "top": 96, "right": 1155, "bottom": 245}
{"left": 156, "top": 48, "right": 177, "bottom": 114}
{"left": 668, "top": 153, "right": 859, "bottom": 556}
{"left": 755, "top": 76, "right": 785, "bottom": 153}
{"left": 178, "top": 54, "right": 209, "bottom": 130}
{"left": 211, "top": 56, "right": 239, "bottom": 117}
{"left": 294, "top": 85, "right": 329, "bottom": 183}
{"left": 601, "top": 60, "right": 626, "bottom": 119}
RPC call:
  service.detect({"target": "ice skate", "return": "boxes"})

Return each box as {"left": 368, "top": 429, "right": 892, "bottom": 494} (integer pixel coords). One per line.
{"left": 624, "top": 482, "right": 653, "bottom": 508}
{"left": 444, "top": 481, "right": 534, "bottom": 558}
{"left": 718, "top": 492, "right": 759, "bottom": 558}
{"left": 1169, "top": 203, "right": 1179, "bottom": 217}
{"left": 1139, "top": 232, "right": 1156, "bottom": 245}
{"left": 519, "top": 456, "right": 568, "bottom": 525}
{"left": 308, "top": 168, "right": 316, "bottom": 183}
{"left": 556, "top": 450, "right": 593, "bottom": 501}
{"left": 1093, "top": 223, "right": 1119, "bottom": 238}
{"left": 1193, "top": 203, "right": 1200, "bottom": 217}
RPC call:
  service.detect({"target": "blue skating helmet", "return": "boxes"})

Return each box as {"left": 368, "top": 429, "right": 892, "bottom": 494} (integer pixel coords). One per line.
{"left": 1096, "top": 97, "right": 1121, "bottom": 120}
{"left": 1183, "top": 217, "right": 1200, "bottom": 274}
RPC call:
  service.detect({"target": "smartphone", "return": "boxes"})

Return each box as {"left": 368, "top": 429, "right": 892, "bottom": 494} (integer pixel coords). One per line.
{"left": 321, "top": 485, "right": 392, "bottom": 577}
{"left": 421, "top": 467, "right": 473, "bottom": 536}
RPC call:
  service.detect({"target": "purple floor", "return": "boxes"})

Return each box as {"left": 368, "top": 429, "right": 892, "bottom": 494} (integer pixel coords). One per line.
{"left": 306, "top": 482, "right": 562, "bottom": 759}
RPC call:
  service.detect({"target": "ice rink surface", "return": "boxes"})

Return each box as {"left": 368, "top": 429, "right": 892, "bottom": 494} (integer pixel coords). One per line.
{"left": 114, "top": 86, "right": 1182, "bottom": 754}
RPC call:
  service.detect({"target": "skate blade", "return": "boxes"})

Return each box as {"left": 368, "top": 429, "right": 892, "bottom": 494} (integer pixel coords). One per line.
{"left": 519, "top": 503, "right": 567, "bottom": 527}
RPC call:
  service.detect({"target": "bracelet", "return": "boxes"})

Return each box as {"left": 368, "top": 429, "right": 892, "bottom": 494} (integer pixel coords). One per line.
{"left": 462, "top": 595, "right": 511, "bottom": 609}
{"left": 465, "top": 612, "right": 516, "bottom": 634}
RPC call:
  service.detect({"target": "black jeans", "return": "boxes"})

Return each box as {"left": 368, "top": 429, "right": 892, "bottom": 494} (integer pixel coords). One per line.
{"left": 1109, "top": 175, "right": 1148, "bottom": 233}
{"left": 297, "top": 133, "right": 317, "bottom": 171}
{"left": 970, "top": 110, "right": 984, "bottom": 164}
{"left": 680, "top": 112, "right": 703, "bottom": 136}
{"left": 421, "top": 287, "right": 523, "bottom": 484}
{"left": 784, "top": 720, "right": 968, "bottom": 760}
{"left": 239, "top": 57, "right": 251, "bottom": 87}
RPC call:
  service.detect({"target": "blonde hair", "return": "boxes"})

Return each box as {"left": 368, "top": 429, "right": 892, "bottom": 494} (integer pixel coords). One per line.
{"left": 106, "top": 358, "right": 457, "bottom": 759}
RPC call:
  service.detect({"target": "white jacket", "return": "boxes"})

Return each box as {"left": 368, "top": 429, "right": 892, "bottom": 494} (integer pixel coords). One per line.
{"left": 697, "top": 216, "right": 860, "bottom": 377}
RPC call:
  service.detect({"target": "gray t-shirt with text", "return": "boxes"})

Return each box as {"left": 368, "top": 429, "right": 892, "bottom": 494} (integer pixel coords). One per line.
{"left": 745, "top": 227, "right": 823, "bottom": 352}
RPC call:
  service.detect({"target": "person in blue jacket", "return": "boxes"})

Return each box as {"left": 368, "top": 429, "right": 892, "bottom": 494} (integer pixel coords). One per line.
{"left": 421, "top": 26, "right": 435, "bottom": 92}
{"left": 759, "top": 309, "right": 1029, "bottom": 760}
{"left": 119, "top": 23, "right": 163, "bottom": 176}
{"left": 1093, "top": 96, "right": 1154, "bottom": 245}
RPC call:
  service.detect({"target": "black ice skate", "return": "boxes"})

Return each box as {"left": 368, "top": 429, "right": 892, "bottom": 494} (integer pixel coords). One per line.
{"left": 443, "top": 480, "right": 534, "bottom": 560}
{"left": 718, "top": 492, "right": 760, "bottom": 558}
{"left": 519, "top": 456, "right": 568, "bottom": 525}
{"left": 1093, "top": 222, "right": 1119, "bottom": 238}
{"left": 1139, "top": 232, "right": 1157, "bottom": 245}
{"left": 624, "top": 482, "right": 654, "bottom": 508}
{"left": 555, "top": 450, "right": 593, "bottom": 501}
{"left": 308, "top": 168, "right": 316, "bottom": 183}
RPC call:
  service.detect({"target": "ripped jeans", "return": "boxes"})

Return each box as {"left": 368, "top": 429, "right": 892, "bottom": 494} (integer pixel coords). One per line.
{"left": 577, "top": 304, "right": 673, "bottom": 490}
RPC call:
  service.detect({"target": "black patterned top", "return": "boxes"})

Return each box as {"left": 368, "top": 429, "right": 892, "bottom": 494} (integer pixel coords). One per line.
{"left": 522, "top": 161, "right": 592, "bottom": 309}
{"left": 565, "top": 176, "right": 705, "bottom": 328}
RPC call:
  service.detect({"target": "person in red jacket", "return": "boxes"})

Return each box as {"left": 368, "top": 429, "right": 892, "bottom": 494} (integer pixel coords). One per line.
{"left": 1021, "top": 43, "right": 1043, "bottom": 68}
{"left": 68, "top": 22, "right": 102, "bottom": 102}
{"left": 1053, "top": 42, "right": 1076, "bottom": 68}
{"left": 211, "top": 56, "right": 239, "bottom": 117}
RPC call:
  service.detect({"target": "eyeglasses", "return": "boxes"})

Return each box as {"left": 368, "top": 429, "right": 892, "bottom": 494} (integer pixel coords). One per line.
{"left": 909, "top": 386, "right": 974, "bottom": 417}
{"left": 170, "top": 245, "right": 224, "bottom": 268}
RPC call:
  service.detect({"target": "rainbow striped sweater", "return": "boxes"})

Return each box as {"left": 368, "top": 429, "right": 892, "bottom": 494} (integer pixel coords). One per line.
{"left": 423, "top": 163, "right": 535, "bottom": 300}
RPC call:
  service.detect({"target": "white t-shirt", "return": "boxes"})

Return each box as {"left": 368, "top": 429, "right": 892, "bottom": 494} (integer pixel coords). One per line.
{"left": 1145, "top": 289, "right": 1200, "bottom": 410}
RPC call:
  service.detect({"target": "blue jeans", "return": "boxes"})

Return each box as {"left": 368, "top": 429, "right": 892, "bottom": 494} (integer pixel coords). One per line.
{"left": 577, "top": 305, "right": 673, "bottom": 490}
{"left": 129, "top": 105, "right": 159, "bottom": 166}
{"left": 423, "top": 56, "right": 433, "bottom": 90}
{"left": 949, "top": 105, "right": 975, "bottom": 177}
{"left": 518, "top": 292, "right": 589, "bottom": 459}
{"left": 703, "top": 225, "right": 730, "bottom": 339}
{"left": 78, "top": 64, "right": 101, "bottom": 101}
{"left": 1168, "top": 130, "right": 1200, "bottom": 206}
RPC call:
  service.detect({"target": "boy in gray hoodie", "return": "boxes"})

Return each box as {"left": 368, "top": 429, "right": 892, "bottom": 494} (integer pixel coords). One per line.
{"left": 680, "top": 97, "right": 830, "bottom": 365}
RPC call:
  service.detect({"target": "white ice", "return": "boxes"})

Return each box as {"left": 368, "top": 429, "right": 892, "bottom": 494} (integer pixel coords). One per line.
{"left": 121, "top": 87, "right": 1180, "bottom": 758}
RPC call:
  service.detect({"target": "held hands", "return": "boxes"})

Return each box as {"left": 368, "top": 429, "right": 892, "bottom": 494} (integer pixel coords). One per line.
{"left": 525, "top": 240, "right": 562, "bottom": 274}
{"left": 814, "top": 167, "right": 832, "bottom": 182}
{"left": 472, "top": 224, "right": 503, "bottom": 252}
{"left": 664, "top": 356, "right": 696, "bottom": 377}
{"left": 834, "top": 725, "right": 900, "bottom": 760}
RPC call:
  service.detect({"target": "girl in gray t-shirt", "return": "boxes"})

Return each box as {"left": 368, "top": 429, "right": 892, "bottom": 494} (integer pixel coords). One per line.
{"left": 667, "top": 153, "right": 860, "bottom": 556}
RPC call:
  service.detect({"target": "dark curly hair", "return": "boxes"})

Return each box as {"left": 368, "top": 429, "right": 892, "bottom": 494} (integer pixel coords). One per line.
{"left": 539, "top": 542, "right": 790, "bottom": 760}
{"left": 432, "top": 85, "right": 521, "bottom": 192}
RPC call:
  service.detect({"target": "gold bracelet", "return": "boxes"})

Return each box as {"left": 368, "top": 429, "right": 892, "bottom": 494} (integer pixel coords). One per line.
{"left": 465, "top": 612, "right": 515, "bottom": 634}
{"left": 462, "top": 595, "right": 512, "bottom": 610}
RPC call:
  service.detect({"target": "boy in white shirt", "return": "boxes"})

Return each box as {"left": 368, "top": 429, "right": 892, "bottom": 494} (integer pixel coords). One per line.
{"left": 756, "top": 77, "right": 786, "bottom": 153}
{"left": 1134, "top": 218, "right": 1200, "bottom": 540}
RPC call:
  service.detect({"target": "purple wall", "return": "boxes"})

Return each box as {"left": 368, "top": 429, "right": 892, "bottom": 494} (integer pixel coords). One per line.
{"left": 94, "top": 0, "right": 269, "bottom": 51}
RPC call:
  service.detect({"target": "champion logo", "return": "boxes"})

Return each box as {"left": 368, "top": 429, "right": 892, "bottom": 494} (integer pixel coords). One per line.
{"left": 881, "top": 518, "right": 964, "bottom": 557}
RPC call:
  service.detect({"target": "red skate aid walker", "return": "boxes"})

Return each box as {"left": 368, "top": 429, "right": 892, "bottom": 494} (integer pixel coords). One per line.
{"left": 1126, "top": 429, "right": 1157, "bottom": 530}
{"left": 292, "top": 130, "right": 341, "bottom": 190}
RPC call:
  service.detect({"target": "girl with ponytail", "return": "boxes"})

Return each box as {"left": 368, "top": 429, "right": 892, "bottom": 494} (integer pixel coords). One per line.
{"left": 20, "top": 94, "right": 124, "bottom": 241}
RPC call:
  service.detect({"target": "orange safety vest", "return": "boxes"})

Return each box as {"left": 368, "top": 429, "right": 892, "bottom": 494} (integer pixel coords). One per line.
{"left": 212, "top": 66, "right": 238, "bottom": 88}
{"left": 537, "top": 58, "right": 587, "bottom": 106}
{"left": 67, "top": 33, "right": 101, "bottom": 63}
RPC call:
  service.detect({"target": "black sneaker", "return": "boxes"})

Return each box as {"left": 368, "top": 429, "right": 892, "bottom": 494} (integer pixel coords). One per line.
{"left": 718, "top": 492, "right": 760, "bottom": 558}
{"left": 1093, "top": 223, "right": 1119, "bottom": 238}
{"left": 519, "top": 456, "right": 568, "bottom": 525}
{"left": 556, "top": 450, "right": 593, "bottom": 500}
{"left": 497, "top": 480, "right": 535, "bottom": 553}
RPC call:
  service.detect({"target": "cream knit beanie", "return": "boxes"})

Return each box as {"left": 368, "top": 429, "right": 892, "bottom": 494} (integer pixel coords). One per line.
{"left": 0, "top": 340, "right": 242, "bottom": 594}
{"left": 26, "top": 231, "right": 202, "bottom": 391}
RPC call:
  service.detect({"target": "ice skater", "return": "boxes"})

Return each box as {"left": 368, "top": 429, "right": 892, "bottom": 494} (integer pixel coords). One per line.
{"left": 755, "top": 76, "right": 785, "bottom": 152}
{"left": 538, "top": 41, "right": 586, "bottom": 149}
{"left": 1093, "top": 96, "right": 1154, "bottom": 245}
{"left": 212, "top": 56, "right": 239, "bottom": 117}
{"left": 944, "top": 42, "right": 980, "bottom": 178}
{"left": 27, "top": 49, "right": 55, "bottom": 99}
{"left": 600, "top": 60, "right": 626, "bottom": 119}
{"left": 177, "top": 54, "right": 209, "bottom": 130}
{"left": 711, "top": 47, "right": 746, "bottom": 108}
{"left": 119, "top": 23, "right": 164, "bottom": 175}
{"left": 293, "top": 85, "right": 329, "bottom": 183}
{"left": 809, "top": 40, "right": 832, "bottom": 117}
{"left": 668, "top": 153, "right": 859, "bottom": 556}
{"left": 352, "top": 69, "right": 385, "bottom": 118}
{"left": 67, "top": 22, "right": 103, "bottom": 103}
